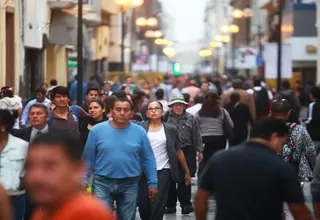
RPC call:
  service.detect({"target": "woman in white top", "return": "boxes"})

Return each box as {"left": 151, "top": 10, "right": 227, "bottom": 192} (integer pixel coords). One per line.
{"left": 138, "top": 101, "right": 191, "bottom": 220}
{"left": 0, "top": 109, "right": 29, "bottom": 220}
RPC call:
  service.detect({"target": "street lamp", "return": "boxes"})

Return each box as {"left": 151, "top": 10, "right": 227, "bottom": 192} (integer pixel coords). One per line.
{"left": 77, "top": 0, "right": 83, "bottom": 105}
{"left": 135, "top": 17, "right": 158, "bottom": 27}
{"left": 199, "top": 48, "right": 212, "bottom": 57}
{"left": 115, "top": 0, "right": 144, "bottom": 72}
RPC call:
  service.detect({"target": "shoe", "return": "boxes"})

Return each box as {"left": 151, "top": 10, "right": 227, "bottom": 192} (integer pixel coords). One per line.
{"left": 182, "top": 205, "right": 194, "bottom": 215}
{"left": 164, "top": 207, "right": 176, "bottom": 214}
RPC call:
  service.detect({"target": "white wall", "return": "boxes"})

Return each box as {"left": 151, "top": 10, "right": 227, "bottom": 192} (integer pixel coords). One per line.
{"left": 287, "top": 37, "right": 317, "bottom": 61}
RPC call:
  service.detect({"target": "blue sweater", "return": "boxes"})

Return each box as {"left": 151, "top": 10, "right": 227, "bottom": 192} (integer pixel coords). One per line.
{"left": 83, "top": 121, "right": 158, "bottom": 188}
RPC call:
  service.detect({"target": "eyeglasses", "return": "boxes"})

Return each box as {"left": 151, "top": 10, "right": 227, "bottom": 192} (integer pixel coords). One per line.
{"left": 147, "top": 107, "right": 163, "bottom": 112}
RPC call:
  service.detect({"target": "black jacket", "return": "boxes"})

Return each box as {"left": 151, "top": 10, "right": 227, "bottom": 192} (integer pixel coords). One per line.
{"left": 140, "top": 121, "right": 183, "bottom": 183}
{"left": 11, "top": 126, "right": 61, "bottom": 142}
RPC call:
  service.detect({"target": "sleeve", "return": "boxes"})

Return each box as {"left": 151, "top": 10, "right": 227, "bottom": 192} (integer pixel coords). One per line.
{"left": 223, "top": 109, "right": 234, "bottom": 128}
{"left": 198, "top": 158, "right": 215, "bottom": 192}
{"left": 173, "top": 127, "right": 182, "bottom": 150}
{"left": 82, "top": 130, "right": 97, "bottom": 184}
{"left": 20, "top": 101, "right": 32, "bottom": 125}
{"left": 299, "top": 126, "right": 317, "bottom": 162}
{"left": 282, "top": 165, "right": 305, "bottom": 203}
{"left": 305, "top": 102, "right": 315, "bottom": 124}
{"left": 192, "top": 116, "right": 204, "bottom": 152}
{"left": 312, "top": 156, "right": 320, "bottom": 202}
{"left": 140, "top": 131, "right": 158, "bottom": 189}
{"left": 77, "top": 106, "right": 89, "bottom": 118}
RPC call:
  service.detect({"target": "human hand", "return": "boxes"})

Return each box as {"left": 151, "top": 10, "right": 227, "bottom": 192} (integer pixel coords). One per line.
{"left": 185, "top": 173, "right": 191, "bottom": 186}
{"left": 148, "top": 188, "right": 158, "bottom": 201}
{"left": 198, "top": 152, "right": 203, "bottom": 162}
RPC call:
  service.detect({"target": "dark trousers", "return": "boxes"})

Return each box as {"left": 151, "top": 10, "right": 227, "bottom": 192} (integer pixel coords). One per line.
{"left": 138, "top": 169, "right": 171, "bottom": 220}
{"left": 198, "top": 136, "right": 226, "bottom": 177}
{"left": 11, "top": 194, "right": 25, "bottom": 220}
{"left": 24, "top": 193, "right": 35, "bottom": 220}
{"left": 166, "top": 178, "right": 192, "bottom": 209}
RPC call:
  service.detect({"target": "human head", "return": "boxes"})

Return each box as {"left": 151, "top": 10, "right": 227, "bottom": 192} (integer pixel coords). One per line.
{"left": 110, "top": 98, "right": 134, "bottom": 125}
{"left": 40, "top": 83, "right": 48, "bottom": 91}
{"left": 126, "top": 76, "right": 134, "bottom": 84}
{"left": 121, "top": 85, "right": 131, "bottom": 95}
{"left": 85, "top": 88, "right": 100, "bottom": 102}
{"left": 146, "top": 101, "right": 164, "bottom": 121}
{"left": 189, "top": 80, "right": 197, "bottom": 87}
{"left": 253, "top": 78, "right": 262, "bottom": 87}
{"left": 0, "top": 86, "right": 13, "bottom": 98}
{"left": 103, "top": 82, "right": 111, "bottom": 93}
{"left": 199, "top": 92, "right": 220, "bottom": 118}
{"left": 271, "top": 99, "right": 291, "bottom": 120}
{"left": 250, "top": 117, "right": 289, "bottom": 152}
{"left": 194, "top": 95, "right": 204, "bottom": 105}
{"left": 29, "top": 104, "right": 50, "bottom": 129}
{"left": 0, "top": 109, "right": 16, "bottom": 133}
{"left": 50, "top": 79, "right": 58, "bottom": 86}
{"left": 282, "top": 80, "right": 291, "bottom": 90}
{"left": 201, "top": 82, "right": 209, "bottom": 93}
{"left": 309, "top": 86, "right": 320, "bottom": 102}
{"left": 50, "top": 86, "right": 70, "bottom": 108}
{"left": 88, "top": 100, "right": 105, "bottom": 121}
{"left": 182, "top": 93, "right": 190, "bottom": 104}
{"left": 232, "top": 79, "right": 244, "bottom": 89}
{"left": 25, "top": 131, "right": 84, "bottom": 207}
{"left": 155, "top": 88, "right": 164, "bottom": 100}
{"left": 35, "top": 88, "right": 47, "bottom": 103}
{"left": 168, "top": 94, "right": 188, "bottom": 116}
{"left": 152, "top": 76, "right": 161, "bottom": 87}
{"left": 176, "top": 79, "right": 183, "bottom": 89}
{"left": 103, "top": 95, "right": 117, "bottom": 114}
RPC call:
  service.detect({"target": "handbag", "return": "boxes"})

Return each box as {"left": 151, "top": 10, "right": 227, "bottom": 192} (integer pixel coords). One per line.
{"left": 222, "top": 108, "right": 234, "bottom": 140}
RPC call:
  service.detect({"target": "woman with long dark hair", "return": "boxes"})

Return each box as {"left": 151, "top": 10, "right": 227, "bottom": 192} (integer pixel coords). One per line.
{"left": 197, "top": 92, "right": 234, "bottom": 175}
{"left": 224, "top": 92, "right": 253, "bottom": 146}
{"left": 138, "top": 101, "right": 191, "bottom": 220}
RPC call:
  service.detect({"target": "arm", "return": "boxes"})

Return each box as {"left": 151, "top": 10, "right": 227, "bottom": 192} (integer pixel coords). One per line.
{"left": 312, "top": 156, "right": 320, "bottom": 219}
{"left": 192, "top": 116, "right": 204, "bottom": 152}
{"left": 20, "top": 101, "right": 32, "bottom": 126}
{"left": 140, "top": 132, "right": 158, "bottom": 189}
{"left": 0, "top": 185, "right": 12, "bottom": 220}
{"left": 82, "top": 130, "right": 97, "bottom": 184}
{"left": 300, "top": 126, "right": 316, "bottom": 169}
{"left": 223, "top": 109, "right": 234, "bottom": 128}
{"left": 247, "top": 94, "right": 256, "bottom": 121}
{"left": 77, "top": 106, "right": 89, "bottom": 118}
{"left": 176, "top": 149, "right": 191, "bottom": 185}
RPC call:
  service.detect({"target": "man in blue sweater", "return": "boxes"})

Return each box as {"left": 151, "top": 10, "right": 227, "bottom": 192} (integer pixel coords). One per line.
{"left": 83, "top": 97, "right": 158, "bottom": 220}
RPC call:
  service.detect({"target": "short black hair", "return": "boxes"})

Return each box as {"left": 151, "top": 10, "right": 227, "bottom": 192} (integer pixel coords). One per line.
{"left": 86, "top": 87, "right": 100, "bottom": 95}
{"left": 232, "top": 79, "right": 243, "bottom": 89}
{"left": 50, "top": 86, "right": 69, "bottom": 100}
{"left": 253, "top": 78, "right": 262, "bottom": 87}
{"left": 250, "top": 117, "right": 289, "bottom": 140}
{"left": 35, "top": 88, "right": 46, "bottom": 95}
{"left": 29, "top": 103, "right": 50, "bottom": 115}
{"left": 112, "top": 91, "right": 127, "bottom": 99}
{"left": 155, "top": 89, "right": 164, "bottom": 100}
{"left": 182, "top": 93, "right": 190, "bottom": 103}
{"left": 50, "top": 79, "right": 58, "bottom": 86}
{"left": 282, "top": 80, "right": 291, "bottom": 90}
{"left": 88, "top": 99, "right": 105, "bottom": 109}
{"left": 31, "top": 131, "right": 82, "bottom": 164}
{"left": 0, "top": 87, "right": 13, "bottom": 98}
{"left": 111, "top": 97, "right": 133, "bottom": 110}
{"left": 194, "top": 95, "right": 204, "bottom": 104}
{"left": 0, "top": 109, "right": 17, "bottom": 131}
{"left": 271, "top": 99, "right": 291, "bottom": 114}
{"left": 310, "top": 86, "right": 320, "bottom": 100}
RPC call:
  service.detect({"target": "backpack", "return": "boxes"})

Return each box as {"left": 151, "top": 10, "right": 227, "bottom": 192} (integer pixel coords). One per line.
{"left": 278, "top": 123, "right": 299, "bottom": 171}
{"left": 279, "top": 92, "right": 297, "bottom": 111}
{"left": 253, "top": 87, "right": 270, "bottom": 116}
{"left": 48, "top": 106, "right": 80, "bottom": 126}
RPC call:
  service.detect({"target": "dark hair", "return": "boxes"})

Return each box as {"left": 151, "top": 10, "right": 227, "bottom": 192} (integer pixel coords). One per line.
{"left": 29, "top": 103, "right": 50, "bottom": 115}
{"left": 31, "top": 131, "right": 82, "bottom": 164}
{"left": 50, "top": 79, "right": 58, "bottom": 86}
{"left": 182, "top": 93, "right": 190, "bottom": 103}
{"left": 282, "top": 80, "right": 291, "bottom": 90}
{"left": 250, "top": 117, "right": 289, "bottom": 140}
{"left": 194, "top": 95, "right": 204, "bottom": 104}
{"left": 155, "top": 89, "right": 164, "bottom": 100}
{"left": 111, "top": 97, "right": 133, "bottom": 110}
{"left": 40, "top": 83, "right": 48, "bottom": 88}
{"left": 112, "top": 91, "right": 127, "bottom": 99}
{"left": 232, "top": 79, "right": 243, "bottom": 89}
{"left": 103, "top": 95, "right": 117, "bottom": 113}
{"left": 50, "top": 86, "right": 69, "bottom": 100}
{"left": 88, "top": 99, "right": 105, "bottom": 109}
{"left": 199, "top": 92, "right": 221, "bottom": 118}
{"left": 146, "top": 100, "right": 163, "bottom": 111}
{"left": 0, "top": 87, "right": 13, "bottom": 98}
{"left": 86, "top": 87, "right": 100, "bottom": 95}
{"left": 35, "top": 88, "right": 46, "bottom": 95}
{"left": 310, "top": 86, "right": 320, "bottom": 100}
{"left": 228, "top": 92, "right": 240, "bottom": 109}
{"left": 0, "top": 109, "right": 16, "bottom": 131}
{"left": 271, "top": 99, "right": 291, "bottom": 114}
{"left": 253, "top": 78, "right": 262, "bottom": 87}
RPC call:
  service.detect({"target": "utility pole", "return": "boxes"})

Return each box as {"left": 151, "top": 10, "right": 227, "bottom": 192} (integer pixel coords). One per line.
{"left": 77, "top": 0, "right": 83, "bottom": 105}
{"left": 276, "top": 0, "right": 284, "bottom": 92}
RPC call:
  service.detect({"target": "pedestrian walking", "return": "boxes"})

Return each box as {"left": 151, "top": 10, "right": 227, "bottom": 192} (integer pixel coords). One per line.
{"left": 83, "top": 97, "right": 158, "bottom": 220}
{"left": 25, "top": 131, "right": 113, "bottom": 220}
{"left": 195, "top": 117, "right": 313, "bottom": 220}
{"left": 164, "top": 94, "right": 203, "bottom": 215}
{"left": 138, "top": 101, "right": 191, "bottom": 220}
{"left": 0, "top": 109, "right": 29, "bottom": 220}
{"left": 80, "top": 88, "right": 100, "bottom": 113}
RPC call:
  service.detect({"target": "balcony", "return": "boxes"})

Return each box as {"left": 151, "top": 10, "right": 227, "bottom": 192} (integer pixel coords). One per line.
{"left": 47, "top": 0, "right": 77, "bottom": 9}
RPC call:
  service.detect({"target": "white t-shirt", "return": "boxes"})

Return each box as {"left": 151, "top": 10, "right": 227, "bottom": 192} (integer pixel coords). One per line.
{"left": 147, "top": 126, "right": 170, "bottom": 170}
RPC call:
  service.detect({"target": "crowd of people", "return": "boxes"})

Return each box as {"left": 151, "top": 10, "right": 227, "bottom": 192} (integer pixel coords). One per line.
{"left": 0, "top": 73, "right": 320, "bottom": 220}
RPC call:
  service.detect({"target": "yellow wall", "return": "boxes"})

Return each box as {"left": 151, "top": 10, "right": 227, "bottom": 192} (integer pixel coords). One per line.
{"left": 0, "top": 8, "right": 5, "bottom": 88}
{"left": 102, "top": 0, "right": 117, "bottom": 14}
{"left": 14, "top": 0, "right": 21, "bottom": 93}
{"left": 46, "top": 44, "right": 68, "bottom": 87}
{"left": 95, "top": 26, "right": 110, "bottom": 60}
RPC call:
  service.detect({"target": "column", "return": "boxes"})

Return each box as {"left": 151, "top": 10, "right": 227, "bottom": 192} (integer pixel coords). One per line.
{"left": 0, "top": 7, "right": 5, "bottom": 87}
{"left": 317, "top": 1, "right": 320, "bottom": 84}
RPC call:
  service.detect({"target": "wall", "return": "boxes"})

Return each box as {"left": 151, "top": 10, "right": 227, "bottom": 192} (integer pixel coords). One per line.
{"left": 46, "top": 45, "right": 68, "bottom": 86}
{"left": 0, "top": 6, "right": 5, "bottom": 87}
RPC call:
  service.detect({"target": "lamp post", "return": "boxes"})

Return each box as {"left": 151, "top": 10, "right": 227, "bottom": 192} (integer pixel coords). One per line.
{"left": 77, "top": 0, "right": 83, "bottom": 105}
{"left": 229, "top": 24, "right": 240, "bottom": 75}
{"left": 277, "top": 0, "right": 285, "bottom": 92}
{"left": 115, "top": 0, "right": 144, "bottom": 72}
{"left": 216, "top": 35, "right": 230, "bottom": 74}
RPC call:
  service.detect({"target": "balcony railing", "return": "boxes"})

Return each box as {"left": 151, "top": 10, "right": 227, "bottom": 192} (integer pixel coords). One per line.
{"left": 47, "top": 0, "right": 77, "bottom": 9}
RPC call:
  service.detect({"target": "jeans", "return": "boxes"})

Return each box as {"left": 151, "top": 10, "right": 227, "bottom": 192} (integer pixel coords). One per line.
{"left": 11, "top": 194, "right": 25, "bottom": 220}
{"left": 92, "top": 175, "right": 139, "bottom": 220}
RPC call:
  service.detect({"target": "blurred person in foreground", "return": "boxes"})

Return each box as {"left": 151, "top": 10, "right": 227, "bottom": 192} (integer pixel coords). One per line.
{"left": 0, "top": 184, "right": 11, "bottom": 220}
{"left": 26, "top": 131, "right": 113, "bottom": 220}
{"left": 195, "top": 117, "right": 312, "bottom": 220}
